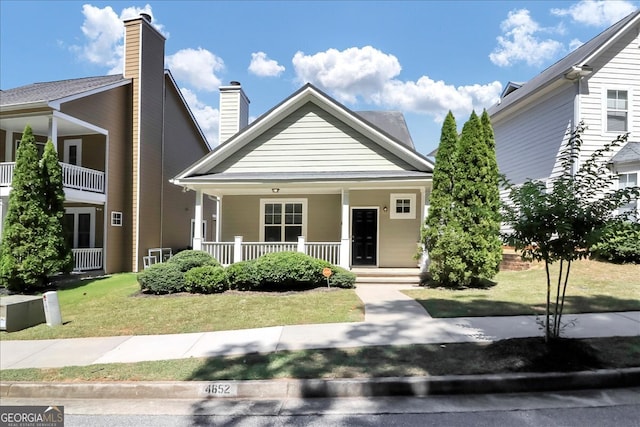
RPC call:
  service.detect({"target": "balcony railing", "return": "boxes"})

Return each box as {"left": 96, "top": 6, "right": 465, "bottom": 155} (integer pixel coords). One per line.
{"left": 72, "top": 248, "right": 103, "bottom": 271}
{"left": 0, "top": 162, "right": 104, "bottom": 193}
{"left": 201, "top": 237, "right": 341, "bottom": 266}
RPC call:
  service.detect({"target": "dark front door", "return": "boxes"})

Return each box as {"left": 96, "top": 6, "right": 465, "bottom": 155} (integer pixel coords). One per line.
{"left": 352, "top": 209, "right": 377, "bottom": 266}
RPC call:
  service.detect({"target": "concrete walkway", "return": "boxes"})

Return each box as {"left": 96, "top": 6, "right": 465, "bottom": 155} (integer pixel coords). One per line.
{"left": 1, "top": 285, "right": 639, "bottom": 370}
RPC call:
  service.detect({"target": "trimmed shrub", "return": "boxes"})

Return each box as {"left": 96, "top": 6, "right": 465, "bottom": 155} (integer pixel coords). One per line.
{"left": 138, "top": 262, "right": 186, "bottom": 294}
{"left": 327, "top": 266, "right": 356, "bottom": 289}
{"left": 591, "top": 221, "right": 640, "bottom": 264}
{"left": 254, "top": 251, "right": 326, "bottom": 290}
{"left": 225, "top": 260, "right": 260, "bottom": 291}
{"left": 185, "top": 265, "right": 227, "bottom": 293}
{"left": 168, "top": 250, "right": 219, "bottom": 272}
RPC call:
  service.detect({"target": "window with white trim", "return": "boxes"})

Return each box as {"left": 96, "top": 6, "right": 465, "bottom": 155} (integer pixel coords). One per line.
{"left": 618, "top": 172, "right": 638, "bottom": 217}
{"left": 606, "top": 90, "right": 628, "bottom": 132}
{"left": 260, "top": 199, "right": 307, "bottom": 242}
{"left": 390, "top": 193, "right": 416, "bottom": 219}
{"left": 64, "top": 207, "right": 96, "bottom": 249}
{"left": 111, "top": 211, "right": 123, "bottom": 226}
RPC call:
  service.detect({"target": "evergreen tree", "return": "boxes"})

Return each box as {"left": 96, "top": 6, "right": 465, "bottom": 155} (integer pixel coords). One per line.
{"left": 41, "top": 140, "right": 73, "bottom": 276}
{"left": 0, "top": 125, "right": 48, "bottom": 290}
{"left": 421, "top": 111, "right": 467, "bottom": 286}
{"left": 451, "top": 111, "right": 502, "bottom": 286}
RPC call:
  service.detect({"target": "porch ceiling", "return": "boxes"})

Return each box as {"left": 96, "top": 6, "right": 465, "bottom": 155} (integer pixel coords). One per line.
{"left": 0, "top": 114, "right": 98, "bottom": 137}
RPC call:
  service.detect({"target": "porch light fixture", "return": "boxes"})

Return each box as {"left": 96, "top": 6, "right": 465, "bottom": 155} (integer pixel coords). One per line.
{"left": 383, "top": 206, "right": 388, "bottom": 212}
{"left": 272, "top": 188, "right": 280, "bottom": 193}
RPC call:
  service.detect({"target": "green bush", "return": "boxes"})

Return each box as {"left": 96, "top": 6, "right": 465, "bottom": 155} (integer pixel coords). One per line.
{"left": 591, "top": 221, "right": 640, "bottom": 264}
{"left": 185, "top": 265, "right": 227, "bottom": 293}
{"left": 254, "top": 251, "right": 326, "bottom": 290}
{"left": 137, "top": 262, "right": 186, "bottom": 294}
{"left": 168, "top": 250, "right": 219, "bottom": 272}
{"left": 225, "top": 261, "right": 260, "bottom": 291}
{"left": 326, "top": 266, "right": 356, "bottom": 289}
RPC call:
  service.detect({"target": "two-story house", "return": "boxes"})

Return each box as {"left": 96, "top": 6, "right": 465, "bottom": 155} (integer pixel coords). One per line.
{"left": 489, "top": 9, "right": 640, "bottom": 218}
{"left": 0, "top": 14, "right": 215, "bottom": 274}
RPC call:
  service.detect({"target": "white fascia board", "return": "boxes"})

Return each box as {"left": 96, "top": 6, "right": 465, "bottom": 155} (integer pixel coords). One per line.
{"left": 52, "top": 111, "right": 109, "bottom": 135}
{"left": 0, "top": 101, "right": 49, "bottom": 113}
{"left": 48, "top": 79, "right": 131, "bottom": 110}
{"left": 580, "top": 13, "right": 640, "bottom": 67}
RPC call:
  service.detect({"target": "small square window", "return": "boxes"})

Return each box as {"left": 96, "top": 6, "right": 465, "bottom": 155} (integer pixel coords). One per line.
{"left": 111, "top": 211, "right": 123, "bottom": 226}
{"left": 390, "top": 194, "right": 416, "bottom": 219}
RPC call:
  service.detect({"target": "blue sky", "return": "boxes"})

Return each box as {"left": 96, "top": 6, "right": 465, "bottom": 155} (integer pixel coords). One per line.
{"left": 1, "top": 0, "right": 638, "bottom": 155}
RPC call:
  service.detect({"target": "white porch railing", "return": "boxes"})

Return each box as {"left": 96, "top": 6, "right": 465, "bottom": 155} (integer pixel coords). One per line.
{"left": 0, "top": 162, "right": 15, "bottom": 186}
{"left": 61, "top": 163, "right": 105, "bottom": 193}
{"left": 72, "top": 248, "right": 103, "bottom": 271}
{"left": 0, "top": 162, "right": 104, "bottom": 193}
{"left": 201, "top": 236, "right": 341, "bottom": 266}
{"left": 305, "top": 242, "right": 341, "bottom": 265}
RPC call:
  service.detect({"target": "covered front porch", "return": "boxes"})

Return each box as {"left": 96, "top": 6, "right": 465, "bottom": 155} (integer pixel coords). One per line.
{"left": 187, "top": 179, "right": 431, "bottom": 269}
{"left": 0, "top": 110, "right": 108, "bottom": 272}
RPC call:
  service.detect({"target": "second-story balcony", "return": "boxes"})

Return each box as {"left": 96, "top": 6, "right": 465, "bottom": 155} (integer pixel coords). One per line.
{"left": 0, "top": 162, "right": 105, "bottom": 201}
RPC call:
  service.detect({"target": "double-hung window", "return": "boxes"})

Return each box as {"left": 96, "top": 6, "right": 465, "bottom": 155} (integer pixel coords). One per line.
{"left": 261, "top": 199, "right": 307, "bottom": 242}
{"left": 618, "top": 172, "right": 638, "bottom": 217}
{"left": 606, "top": 90, "right": 628, "bottom": 132}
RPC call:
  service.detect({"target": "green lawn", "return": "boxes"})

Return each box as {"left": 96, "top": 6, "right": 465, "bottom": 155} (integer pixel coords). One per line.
{"left": 0, "top": 274, "right": 364, "bottom": 340}
{"left": 1, "top": 336, "right": 638, "bottom": 382}
{"left": 404, "top": 259, "right": 640, "bottom": 317}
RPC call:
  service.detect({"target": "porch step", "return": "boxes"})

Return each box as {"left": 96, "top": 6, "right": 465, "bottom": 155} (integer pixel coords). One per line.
{"left": 352, "top": 268, "right": 421, "bottom": 285}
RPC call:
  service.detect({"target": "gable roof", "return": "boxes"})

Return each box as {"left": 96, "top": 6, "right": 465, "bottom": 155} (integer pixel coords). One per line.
{"left": 1, "top": 75, "right": 129, "bottom": 110}
{"left": 489, "top": 9, "right": 640, "bottom": 117}
{"left": 174, "top": 83, "right": 433, "bottom": 181}
{"left": 611, "top": 141, "right": 640, "bottom": 164}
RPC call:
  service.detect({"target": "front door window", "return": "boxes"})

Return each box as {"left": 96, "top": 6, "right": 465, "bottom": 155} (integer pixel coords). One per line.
{"left": 64, "top": 207, "right": 95, "bottom": 248}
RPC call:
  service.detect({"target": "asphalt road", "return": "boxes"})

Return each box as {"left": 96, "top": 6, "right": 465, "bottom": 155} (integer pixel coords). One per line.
{"left": 4, "top": 387, "right": 639, "bottom": 427}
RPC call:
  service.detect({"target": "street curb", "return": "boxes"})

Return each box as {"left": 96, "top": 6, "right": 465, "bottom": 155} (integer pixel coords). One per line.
{"left": 2, "top": 368, "right": 639, "bottom": 400}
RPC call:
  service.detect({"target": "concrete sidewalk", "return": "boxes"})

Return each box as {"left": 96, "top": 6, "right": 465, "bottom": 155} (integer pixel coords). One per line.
{"left": 1, "top": 285, "right": 639, "bottom": 370}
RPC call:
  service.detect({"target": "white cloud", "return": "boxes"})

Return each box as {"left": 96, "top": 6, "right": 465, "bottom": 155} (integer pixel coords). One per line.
{"left": 248, "top": 52, "right": 285, "bottom": 77}
{"left": 291, "top": 46, "right": 501, "bottom": 123}
{"left": 380, "top": 78, "right": 502, "bottom": 121}
{"left": 166, "top": 48, "right": 224, "bottom": 91}
{"left": 569, "top": 38, "right": 584, "bottom": 51}
{"left": 489, "top": 9, "right": 564, "bottom": 67}
{"left": 292, "top": 46, "right": 402, "bottom": 103}
{"left": 73, "top": 4, "right": 167, "bottom": 74}
{"left": 180, "top": 88, "right": 220, "bottom": 146}
{"left": 551, "top": 0, "right": 637, "bottom": 26}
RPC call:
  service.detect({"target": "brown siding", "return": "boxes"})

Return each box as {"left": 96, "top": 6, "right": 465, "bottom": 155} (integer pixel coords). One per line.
{"left": 61, "top": 85, "right": 133, "bottom": 274}
{"left": 161, "top": 80, "right": 212, "bottom": 250}
{"left": 0, "top": 129, "right": 5, "bottom": 162}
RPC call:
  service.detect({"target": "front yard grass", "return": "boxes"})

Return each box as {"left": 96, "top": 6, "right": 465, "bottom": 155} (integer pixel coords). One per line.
{"left": 404, "top": 259, "right": 640, "bottom": 317}
{"left": 1, "top": 336, "right": 638, "bottom": 382}
{"left": 0, "top": 274, "right": 364, "bottom": 340}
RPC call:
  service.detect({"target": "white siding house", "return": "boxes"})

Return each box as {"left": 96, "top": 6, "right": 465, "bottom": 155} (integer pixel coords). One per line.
{"left": 489, "top": 9, "right": 640, "bottom": 218}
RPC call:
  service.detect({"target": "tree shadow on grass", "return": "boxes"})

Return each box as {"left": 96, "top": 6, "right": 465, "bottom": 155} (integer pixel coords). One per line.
{"left": 413, "top": 294, "right": 640, "bottom": 318}
{"left": 419, "top": 271, "right": 498, "bottom": 290}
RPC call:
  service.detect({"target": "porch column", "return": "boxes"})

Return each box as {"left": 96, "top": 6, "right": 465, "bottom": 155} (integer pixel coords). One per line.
{"left": 339, "top": 189, "right": 350, "bottom": 268}
{"left": 193, "top": 189, "right": 203, "bottom": 250}
{"left": 420, "top": 187, "right": 430, "bottom": 271}
{"left": 5, "top": 131, "right": 11, "bottom": 161}
{"left": 215, "top": 196, "right": 222, "bottom": 242}
{"left": 47, "top": 116, "right": 58, "bottom": 150}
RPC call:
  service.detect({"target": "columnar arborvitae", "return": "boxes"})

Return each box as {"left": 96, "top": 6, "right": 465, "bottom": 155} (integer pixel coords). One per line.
{"left": 422, "top": 111, "right": 468, "bottom": 286}
{"left": 41, "top": 140, "right": 73, "bottom": 276}
{"left": 452, "top": 111, "right": 502, "bottom": 285}
{"left": 0, "top": 125, "right": 48, "bottom": 290}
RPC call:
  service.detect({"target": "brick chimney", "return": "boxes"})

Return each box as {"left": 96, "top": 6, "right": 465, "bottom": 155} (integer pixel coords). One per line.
{"left": 218, "top": 81, "right": 250, "bottom": 144}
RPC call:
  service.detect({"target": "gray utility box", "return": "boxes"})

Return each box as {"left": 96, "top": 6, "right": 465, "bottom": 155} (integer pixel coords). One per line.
{"left": 0, "top": 295, "right": 46, "bottom": 332}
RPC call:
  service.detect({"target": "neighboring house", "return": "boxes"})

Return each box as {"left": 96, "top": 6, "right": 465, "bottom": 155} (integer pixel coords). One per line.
{"left": 489, "top": 10, "right": 640, "bottom": 218}
{"left": 0, "top": 14, "right": 215, "bottom": 274}
{"left": 171, "top": 83, "right": 434, "bottom": 268}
